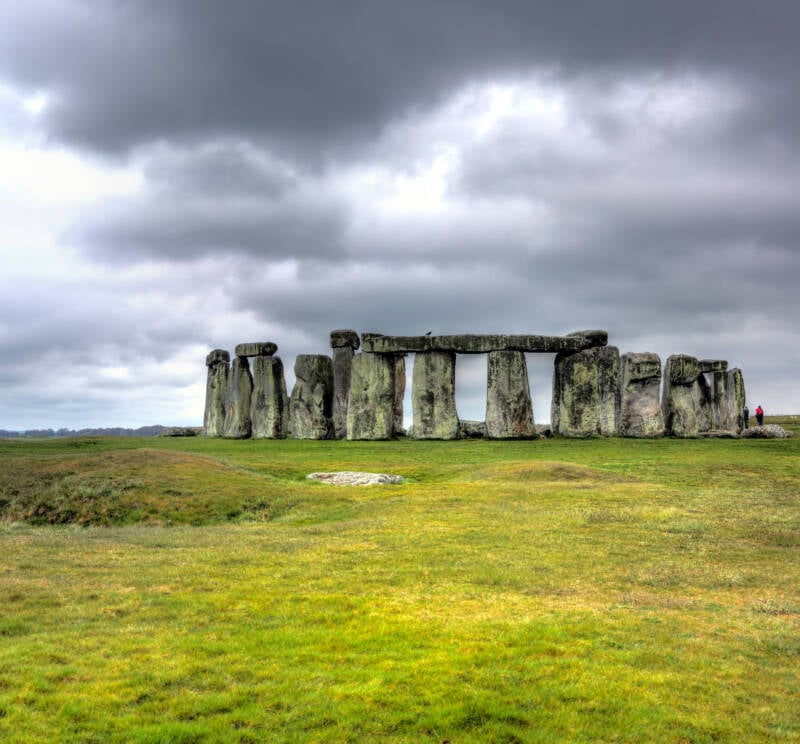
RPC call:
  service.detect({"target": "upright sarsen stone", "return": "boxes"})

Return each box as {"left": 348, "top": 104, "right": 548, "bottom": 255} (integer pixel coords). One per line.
{"left": 728, "top": 367, "right": 746, "bottom": 432}
{"left": 662, "top": 355, "right": 701, "bottom": 437}
{"left": 618, "top": 352, "right": 664, "bottom": 437}
{"left": 223, "top": 356, "right": 253, "bottom": 438}
{"left": 290, "top": 355, "right": 334, "bottom": 439}
{"left": 393, "top": 355, "right": 406, "bottom": 435}
{"left": 552, "top": 346, "right": 620, "bottom": 437}
{"left": 251, "top": 356, "right": 289, "bottom": 439}
{"left": 346, "top": 353, "right": 395, "bottom": 440}
{"left": 412, "top": 351, "right": 459, "bottom": 439}
{"left": 485, "top": 351, "right": 536, "bottom": 439}
{"left": 204, "top": 349, "right": 230, "bottom": 437}
{"left": 330, "top": 330, "right": 360, "bottom": 439}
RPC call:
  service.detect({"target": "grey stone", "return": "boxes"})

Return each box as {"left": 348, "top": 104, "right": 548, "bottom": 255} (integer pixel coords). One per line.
{"left": 699, "top": 359, "right": 728, "bottom": 374}
{"left": 205, "top": 348, "right": 230, "bottom": 366}
{"left": 693, "top": 373, "right": 713, "bottom": 432}
{"left": 741, "top": 424, "right": 794, "bottom": 438}
{"left": 203, "top": 353, "right": 229, "bottom": 437}
{"left": 306, "top": 471, "right": 404, "bottom": 485}
{"left": 393, "top": 355, "right": 406, "bottom": 435}
{"left": 727, "top": 367, "right": 746, "bottom": 432}
{"left": 618, "top": 352, "right": 664, "bottom": 437}
{"left": 551, "top": 346, "right": 620, "bottom": 437}
{"left": 566, "top": 329, "right": 609, "bottom": 348}
{"left": 412, "top": 351, "right": 459, "bottom": 439}
{"left": 223, "top": 356, "right": 253, "bottom": 438}
{"left": 346, "top": 353, "right": 395, "bottom": 440}
{"left": 290, "top": 355, "right": 334, "bottom": 439}
{"left": 330, "top": 329, "right": 361, "bottom": 349}
{"left": 662, "top": 355, "right": 700, "bottom": 437}
{"left": 361, "top": 333, "right": 603, "bottom": 355}
{"left": 332, "top": 345, "right": 355, "bottom": 439}
{"left": 459, "top": 420, "right": 487, "bottom": 438}
{"left": 251, "top": 356, "right": 289, "bottom": 439}
{"left": 234, "top": 342, "right": 278, "bottom": 357}
{"left": 485, "top": 351, "right": 536, "bottom": 438}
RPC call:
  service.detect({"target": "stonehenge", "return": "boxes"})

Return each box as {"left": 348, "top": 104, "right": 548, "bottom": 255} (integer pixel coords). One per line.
{"left": 203, "top": 329, "right": 748, "bottom": 440}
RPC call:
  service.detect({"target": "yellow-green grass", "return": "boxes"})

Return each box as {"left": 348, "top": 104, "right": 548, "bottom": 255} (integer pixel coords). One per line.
{"left": 1, "top": 423, "right": 798, "bottom": 742}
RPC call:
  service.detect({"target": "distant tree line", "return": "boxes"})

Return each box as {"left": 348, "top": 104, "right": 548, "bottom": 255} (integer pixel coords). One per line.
{"left": 0, "top": 426, "right": 167, "bottom": 438}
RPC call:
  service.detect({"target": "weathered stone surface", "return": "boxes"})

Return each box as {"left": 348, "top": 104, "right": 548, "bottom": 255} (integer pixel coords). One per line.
{"left": 693, "top": 373, "right": 713, "bottom": 432}
{"left": 618, "top": 352, "right": 664, "bottom": 437}
{"left": 346, "top": 353, "right": 395, "bottom": 440}
{"left": 393, "top": 355, "right": 406, "bottom": 435}
{"left": 251, "top": 356, "right": 289, "bottom": 439}
{"left": 566, "top": 329, "right": 609, "bottom": 348}
{"left": 332, "top": 346, "right": 355, "bottom": 439}
{"left": 412, "top": 351, "right": 459, "bottom": 439}
{"left": 330, "top": 329, "right": 361, "bottom": 349}
{"left": 728, "top": 368, "right": 746, "bottom": 432}
{"left": 485, "top": 351, "right": 536, "bottom": 439}
{"left": 203, "top": 354, "right": 229, "bottom": 437}
{"left": 699, "top": 359, "right": 728, "bottom": 374}
{"left": 551, "top": 346, "right": 619, "bottom": 437}
{"left": 234, "top": 342, "right": 277, "bottom": 358}
{"left": 205, "top": 348, "right": 230, "bottom": 367}
{"left": 306, "top": 471, "right": 404, "bottom": 485}
{"left": 662, "top": 355, "right": 700, "bottom": 437}
{"left": 711, "top": 372, "right": 731, "bottom": 430}
{"left": 667, "top": 354, "right": 700, "bottom": 386}
{"left": 290, "top": 355, "right": 334, "bottom": 439}
{"left": 223, "top": 356, "right": 253, "bottom": 438}
{"left": 459, "top": 420, "right": 486, "bottom": 438}
{"left": 741, "top": 424, "right": 794, "bottom": 438}
{"left": 362, "top": 332, "right": 604, "bottom": 355}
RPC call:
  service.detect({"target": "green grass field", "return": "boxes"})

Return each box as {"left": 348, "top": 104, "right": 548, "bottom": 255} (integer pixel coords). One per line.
{"left": 1, "top": 419, "right": 798, "bottom": 743}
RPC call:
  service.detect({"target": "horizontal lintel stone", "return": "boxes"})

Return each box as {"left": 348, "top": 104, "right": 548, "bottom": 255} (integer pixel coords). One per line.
{"left": 361, "top": 330, "right": 607, "bottom": 354}
{"left": 235, "top": 342, "right": 278, "bottom": 357}
{"left": 699, "top": 359, "right": 728, "bottom": 373}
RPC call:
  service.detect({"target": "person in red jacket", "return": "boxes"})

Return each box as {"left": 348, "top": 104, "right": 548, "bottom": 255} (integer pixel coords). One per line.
{"left": 755, "top": 405, "right": 764, "bottom": 425}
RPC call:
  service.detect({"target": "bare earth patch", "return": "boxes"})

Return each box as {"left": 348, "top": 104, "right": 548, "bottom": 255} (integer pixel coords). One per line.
{"left": 306, "top": 471, "right": 404, "bottom": 485}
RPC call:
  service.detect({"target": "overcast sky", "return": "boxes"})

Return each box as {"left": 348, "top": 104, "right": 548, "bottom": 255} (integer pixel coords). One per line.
{"left": 1, "top": 1, "right": 799, "bottom": 430}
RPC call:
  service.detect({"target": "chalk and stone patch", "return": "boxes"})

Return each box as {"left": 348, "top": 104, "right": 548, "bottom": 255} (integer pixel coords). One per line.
{"left": 306, "top": 471, "right": 404, "bottom": 485}
{"left": 741, "top": 425, "right": 794, "bottom": 438}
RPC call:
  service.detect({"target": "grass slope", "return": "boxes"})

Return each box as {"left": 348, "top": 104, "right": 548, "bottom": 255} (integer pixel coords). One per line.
{"left": 0, "top": 421, "right": 798, "bottom": 742}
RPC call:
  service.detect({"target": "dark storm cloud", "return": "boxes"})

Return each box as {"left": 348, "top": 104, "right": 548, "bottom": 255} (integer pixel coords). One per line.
{"left": 3, "top": 1, "right": 799, "bottom": 158}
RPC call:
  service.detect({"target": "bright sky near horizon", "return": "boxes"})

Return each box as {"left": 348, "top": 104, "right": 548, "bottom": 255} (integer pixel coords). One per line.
{"left": 1, "top": 1, "right": 799, "bottom": 429}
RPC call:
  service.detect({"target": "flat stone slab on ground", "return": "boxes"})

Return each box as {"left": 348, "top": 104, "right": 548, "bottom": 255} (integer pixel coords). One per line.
{"left": 306, "top": 471, "right": 404, "bottom": 485}
{"left": 740, "top": 425, "right": 794, "bottom": 438}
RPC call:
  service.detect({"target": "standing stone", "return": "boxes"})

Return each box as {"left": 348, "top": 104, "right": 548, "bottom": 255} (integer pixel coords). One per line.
{"left": 203, "top": 349, "right": 230, "bottom": 437}
{"left": 250, "top": 356, "right": 289, "bottom": 439}
{"left": 693, "top": 373, "right": 713, "bottom": 432}
{"left": 618, "top": 352, "right": 664, "bottom": 437}
{"left": 712, "top": 372, "right": 730, "bottom": 430}
{"left": 551, "top": 346, "right": 620, "bottom": 437}
{"left": 346, "top": 353, "right": 395, "bottom": 440}
{"left": 223, "top": 356, "right": 253, "bottom": 438}
{"left": 727, "top": 368, "right": 746, "bottom": 432}
{"left": 661, "top": 355, "right": 701, "bottom": 437}
{"left": 392, "top": 355, "right": 407, "bottom": 435}
{"left": 412, "top": 351, "right": 459, "bottom": 439}
{"left": 290, "top": 355, "right": 334, "bottom": 439}
{"left": 330, "top": 330, "right": 361, "bottom": 439}
{"left": 485, "top": 351, "right": 536, "bottom": 439}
